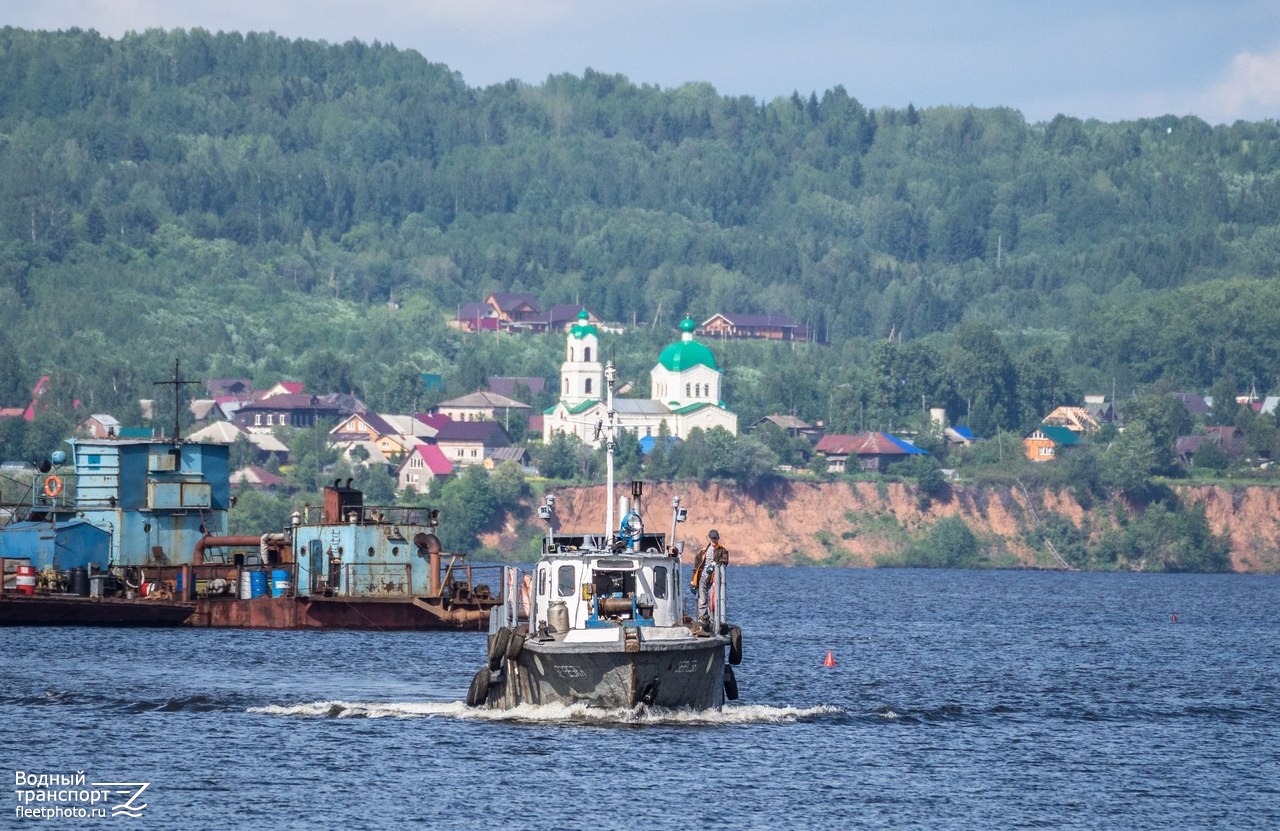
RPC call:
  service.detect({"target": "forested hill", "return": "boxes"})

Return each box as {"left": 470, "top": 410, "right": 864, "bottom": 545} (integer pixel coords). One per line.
{"left": 2, "top": 26, "right": 1280, "bottom": 423}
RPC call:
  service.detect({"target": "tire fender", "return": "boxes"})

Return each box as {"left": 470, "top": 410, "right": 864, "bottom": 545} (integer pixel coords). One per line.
{"left": 466, "top": 667, "right": 491, "bottom": 707}
{"left": 488, "top": 627, "right": 512, "bottom": 671}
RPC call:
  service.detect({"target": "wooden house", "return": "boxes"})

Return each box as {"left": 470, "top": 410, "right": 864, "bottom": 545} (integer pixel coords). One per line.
{"left": 1041, "top": 406, "right": 1101, "bottom": 433}
{"left": 698, "top": 313, "right": 804, "bottom": 341}
{"left": 1024, "top": 425, "right": 1079, "bottom": 462}
{"left": 233, "top": 394, "right": 342, "bottom": 433}
{"left": 815, "top": 432, "right": 927, "bottom": 473}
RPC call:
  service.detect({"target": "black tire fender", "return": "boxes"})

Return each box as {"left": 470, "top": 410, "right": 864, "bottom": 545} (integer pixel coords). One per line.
{"left": 488, "top": 627, "right": 512, "bottom": 671}
{"left": 723, "top": 665, "right": 738, "bottom": 701}
{"left": 505, "top": 629, "right": 525, "bottom": 661}
{"left": 466, "top": 667, "right": 491, "bottom": 707}
{"left": 728, "top": 625, "right": 743, "bottom": 665}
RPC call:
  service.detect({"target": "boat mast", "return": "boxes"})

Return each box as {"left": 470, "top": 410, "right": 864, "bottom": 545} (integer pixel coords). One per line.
{"left": 604, "top": 361, "right": 617, "bottom": 545}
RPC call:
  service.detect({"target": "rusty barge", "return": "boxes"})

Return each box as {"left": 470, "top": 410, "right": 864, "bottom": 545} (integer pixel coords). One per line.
{"left": 0, "top": 436, "right": 499, "bottom": 629}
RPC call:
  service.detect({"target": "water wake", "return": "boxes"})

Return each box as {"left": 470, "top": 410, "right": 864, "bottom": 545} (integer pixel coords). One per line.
{"left": 249, "top": 699, "right": 840, "bottom": 725}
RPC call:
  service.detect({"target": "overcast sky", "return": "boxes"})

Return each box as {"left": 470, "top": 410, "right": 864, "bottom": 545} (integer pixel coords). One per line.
{"left": 5, "top": 1, "right": 1280, "bottom": 124}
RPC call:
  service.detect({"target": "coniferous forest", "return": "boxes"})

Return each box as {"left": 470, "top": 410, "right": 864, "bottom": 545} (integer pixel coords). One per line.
{"left": 2, "top": 26, "right": 1280, "bottom": 448}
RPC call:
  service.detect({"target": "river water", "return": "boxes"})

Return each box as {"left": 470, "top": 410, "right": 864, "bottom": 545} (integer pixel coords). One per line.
{"left": 3, "top": 567, "right": 1278, "bottom": 830}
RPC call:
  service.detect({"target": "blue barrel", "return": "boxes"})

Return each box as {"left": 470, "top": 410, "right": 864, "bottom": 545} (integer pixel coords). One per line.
{"left": 175, "top": 571, "right": 184, "bottom": 596}
{"left": 249, "top": 570, "right": 268, "bottom": 599}
{"left": 270, "top": 569, "right": 290, "bottom": 598}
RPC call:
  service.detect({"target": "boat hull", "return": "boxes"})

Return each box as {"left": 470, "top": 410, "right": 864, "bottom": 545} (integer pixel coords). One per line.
{"left": 487, "top": 632, "right": 729, "bottom": 710}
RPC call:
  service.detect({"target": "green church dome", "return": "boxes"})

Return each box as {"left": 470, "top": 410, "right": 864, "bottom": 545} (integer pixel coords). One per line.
{"left": 569, "top": 309, "right": 598, "bottom": 339}
{"left": 658, "top": 317, "right": 718, "bottom": 372}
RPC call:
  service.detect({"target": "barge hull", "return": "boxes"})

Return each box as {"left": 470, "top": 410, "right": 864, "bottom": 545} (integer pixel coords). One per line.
{"left": 187, "top": 596, "right": 493, "bottom": 630}
{"left": 0, "top": 595, "right": 195, "bottom": 627}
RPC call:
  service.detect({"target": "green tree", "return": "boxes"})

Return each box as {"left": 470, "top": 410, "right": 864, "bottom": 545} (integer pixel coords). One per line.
{"left": 1208, "top": 375, "right": 1239, "bottom": 425}
{"left": 1101, "top": 422, "right": 1158, "bottom": 497}
{"left": 532, "top": 431, "right": 582, "bottom": 481}
{"left": 1119, "top": 391, "right": 1192, "bottom": 474}
{"left": 435, "top": 466, "right": 498, "bottom": 553}
{"left": 900, "top": 516, "right": 983, "bottom": 568}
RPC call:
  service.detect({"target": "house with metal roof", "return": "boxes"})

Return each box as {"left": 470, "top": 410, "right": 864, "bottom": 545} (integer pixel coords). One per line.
{"left": 433, "top": 421, "right": 512, "bottom": 467}
{"left": 80, "top": 414, "right": 121, "bottom": 439}
{"left": 435, "top": 390, "right": 531, "bottom": 426}
{"left": 698, "top": 312, "right": 805, "bottom": 341}
{"left": 233, "top": 394, "right": 342, "bottom": 433}
{"left": 815, "top": 432, "right": 927, "bottom": 473}
{"left": 397, "top": 444, "right": 454, "bottom": 494}
{"left": 748, "top": 414, "right": 823, "bottom": 443}
{"left": 1023, "top": 425, "right": 1079, "bottom": 462}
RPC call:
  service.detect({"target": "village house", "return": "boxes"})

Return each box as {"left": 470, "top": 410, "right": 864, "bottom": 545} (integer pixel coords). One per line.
{"left": 748, "top": 414, "right": 823, "bottom": 443}
{"left": 229, "top": 465, "right": 286, "bottom": 490}
{"left": 204, "top": 378, "right": 253, "bottom": 397}
{"left": 79, "top": 414, "right": 120, "bottom": 439}
{"left": 233, "top": 394, "right": 343, "bottom": 434}
{"left": 943, "top": 425, "right": 979, "bottom": 446}
{"left": 487, "top": 376, "right": 547, "bottom": 400}
{"left": 187, "top": 420, "right": 290, "bottom": 462}
{"left": 435, "top": 390, "right": 531, "bottom": 426}
{"left": 433, "top": 421, "right": 512, "bottom": 467}
{"left": 328, "top": 412, "right": 438, "bottom": 460}
{"left": 484, "top": 446, "right": 532, "bottom": 470}
{"left": 814, "top": 432, "right": 927, "bottom": 473}
{"left": 697, "top": 313, "right": 805, "bottom": 341}
{"left": 1024, "top": 425, "right": 1079, "bottom": 462}
{"left": 397, "top": 444, "right": 454, "bottom": 494}
{"left": 1041, "top": 406, "right": 1102, "bottom": 434}
{"left": 1175, "top": 426, "right": 1247, "bottom": 465}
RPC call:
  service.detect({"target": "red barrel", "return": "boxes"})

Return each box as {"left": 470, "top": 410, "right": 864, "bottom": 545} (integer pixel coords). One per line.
{"left": 139, "top": 582, "right": 156, "bottom": 597}
{"left": 15, "top": 564, "right": 37, "bottom": 595}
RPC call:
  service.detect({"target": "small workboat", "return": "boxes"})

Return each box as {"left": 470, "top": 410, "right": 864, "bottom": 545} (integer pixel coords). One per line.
{"left": 466, "top": 362, "right": 742, "bottom": 710}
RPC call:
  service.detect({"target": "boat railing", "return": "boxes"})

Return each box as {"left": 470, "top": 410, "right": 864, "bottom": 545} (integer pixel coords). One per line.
{"left": 434, "top": 562, "right": 502, "bottom": 605}
{"left": 497, "top": 564, "right": 532, "bottom": 630}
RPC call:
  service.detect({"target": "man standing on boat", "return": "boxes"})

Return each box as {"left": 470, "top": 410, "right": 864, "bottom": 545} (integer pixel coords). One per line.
{"left": 692, "top": 529, "right": 728, "bottom": 629}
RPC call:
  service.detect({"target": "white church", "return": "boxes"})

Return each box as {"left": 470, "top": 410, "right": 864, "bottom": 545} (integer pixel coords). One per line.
{"left": 542, "top": 311, "right": 738, "bottom": 446}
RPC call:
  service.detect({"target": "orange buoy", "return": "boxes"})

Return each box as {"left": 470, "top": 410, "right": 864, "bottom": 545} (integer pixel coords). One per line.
{"left": 822, "top": 650, "right": 835, "bottom": 667}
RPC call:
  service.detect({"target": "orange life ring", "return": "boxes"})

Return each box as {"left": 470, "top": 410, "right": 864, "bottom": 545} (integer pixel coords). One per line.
{"left": 43, "top": 474, "right": 63, "bottom": 498}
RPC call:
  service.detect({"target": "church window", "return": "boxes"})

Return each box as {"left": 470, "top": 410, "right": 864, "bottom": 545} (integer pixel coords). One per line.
{"left": 585, "top": 378, "right": 593, "bottom": 395}
{"left": 686, "top": 383, "right": 691, "bottom": 397}
{"left": 584, "top": 347, "right": 592, "bottom": 362}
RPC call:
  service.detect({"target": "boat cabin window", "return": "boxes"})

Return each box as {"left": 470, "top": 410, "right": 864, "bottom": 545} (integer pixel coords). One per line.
{"left": 652, "top": 566, "right": 668, "bottom": 599}
{"left": 592, "top": 570, "right": 635, "bottom": 597}
{"left": 537, "top": 567, "right": 548, "bottom": 597}
{"left": 557, "top": 564, "right": 576, "bottom": 597}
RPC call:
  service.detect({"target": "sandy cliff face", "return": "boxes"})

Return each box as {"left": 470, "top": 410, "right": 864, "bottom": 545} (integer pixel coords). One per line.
{"left": 503, "top": 481, "right": 1279, "bottom": 572}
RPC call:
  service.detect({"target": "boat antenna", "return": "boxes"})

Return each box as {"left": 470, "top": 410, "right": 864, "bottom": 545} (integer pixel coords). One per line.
{"left": 604, "top": 360, "right": 617, "bottom": 545}
{"left": 154, "top": 358, "right": 199, "bottom": 443}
